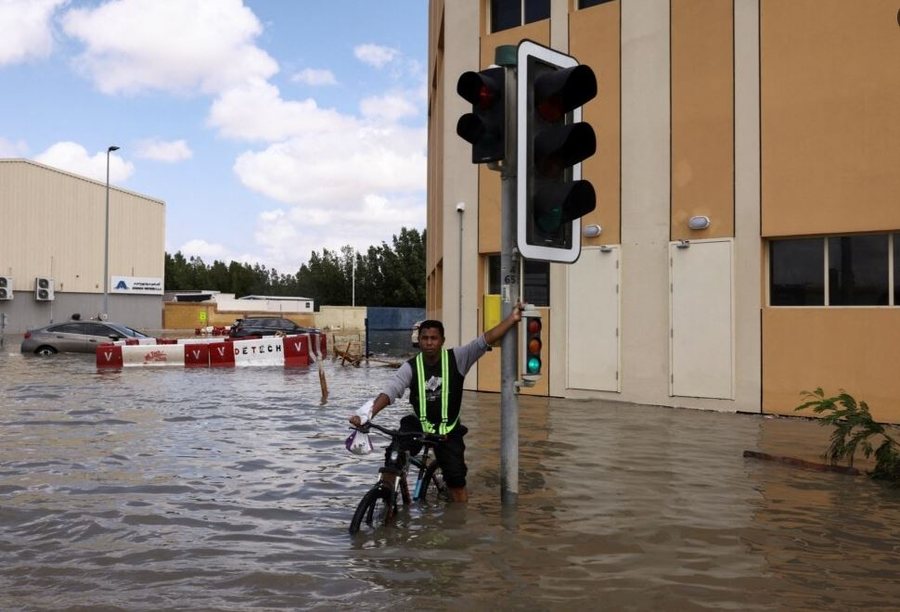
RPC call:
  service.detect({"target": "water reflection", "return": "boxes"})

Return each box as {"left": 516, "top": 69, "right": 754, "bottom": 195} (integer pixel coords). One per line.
{"left": 2, "top": 348, "right": 900, "bottom": 610}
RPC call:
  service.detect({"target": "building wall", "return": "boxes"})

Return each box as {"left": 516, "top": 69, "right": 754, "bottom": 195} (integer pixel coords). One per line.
{"left": 759, "top": 0, "right": 900, "bottom": 420}
{"left": 429, "top": 0, "right": 898, "bottom": 420}
{"left": 0, "top": 159, "right": 166, "bottom": 333}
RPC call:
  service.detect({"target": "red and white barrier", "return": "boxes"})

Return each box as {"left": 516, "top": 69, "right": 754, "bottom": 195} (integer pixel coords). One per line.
{"left": 97, "top": 333, "right": 326, "bottom": 369}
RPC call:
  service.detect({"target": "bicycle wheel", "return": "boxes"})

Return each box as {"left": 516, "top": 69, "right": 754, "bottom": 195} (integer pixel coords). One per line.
{"left": 414, "top": 461, "right": 448, "bottom": 503}
{"left": 349, "top": 487, "right": 393, "bottom": 534}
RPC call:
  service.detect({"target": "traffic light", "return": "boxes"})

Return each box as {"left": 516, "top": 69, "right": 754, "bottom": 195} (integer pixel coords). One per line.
{"left": 517, "top": 40, "right": 598, "bottom": 263}
{"left": 521, "top": 306, "right": 542, "bottom": 386}
{"left": 456, "top": 67, "right": 506, "bottom": 164}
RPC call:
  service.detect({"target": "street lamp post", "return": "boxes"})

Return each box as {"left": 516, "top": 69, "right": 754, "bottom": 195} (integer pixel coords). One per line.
{"left": 102, "top": 145, "right": 119, "bottom": 318}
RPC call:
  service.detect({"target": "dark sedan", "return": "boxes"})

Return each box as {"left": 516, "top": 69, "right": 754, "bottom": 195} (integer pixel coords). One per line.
{"left": 20, "top": 321, "right": 151, "bottom": 355}
{"left": 228, "top": 317, "right": 318, "bottom": 339}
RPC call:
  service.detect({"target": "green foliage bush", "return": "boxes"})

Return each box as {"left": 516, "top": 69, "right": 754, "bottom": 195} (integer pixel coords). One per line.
{"left": 796, "top": 388, "right": 900, "bottom": 483}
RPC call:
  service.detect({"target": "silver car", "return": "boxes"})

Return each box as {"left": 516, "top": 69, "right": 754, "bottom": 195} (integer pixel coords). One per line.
{"left": 20, "top": 321, "right": 150, "bottom": 355}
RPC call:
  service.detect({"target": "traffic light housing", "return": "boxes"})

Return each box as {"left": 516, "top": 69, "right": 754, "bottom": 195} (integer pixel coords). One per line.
{"left": 456, "top": 67, "right": 506, "bottom": 164}
{"left": 517, "top": 40, "right": 598, "bottom": 263}
{"left": 521, "top": 306, "right": 542, "bottom": 386}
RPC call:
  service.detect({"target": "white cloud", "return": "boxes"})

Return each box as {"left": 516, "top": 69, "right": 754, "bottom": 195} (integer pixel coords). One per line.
{"left": 135, "top": 138, "right": 192, "bottom": 162}
{"left": 0, "top": 0, "right": 66, "bottom": 66}
{"left": 251, "top": 197, "right": 424, "bottom": 274}
{"left": 61, "top": 0, "right": 277, "bottom": 95}
{"left": 291, "top": 68, "right": 337, "bottom": 87}
{"left": 354, "top": 44, "right": 399, "bottom": 69}
{"left": 43, "top": 3, "right": 427, "bottom": 270}
{"left": 177, "top": 238, "right": 230, "bottom": 262}
{"left": 359, "top": 90, "right": 419, "bottom": 122}
{"left": 232, "top": 122, "right": 426, "bottom": 206}
{"left": 35, "top": 141, "right": 135, "bottom": 183}
{"left": 208, "top": 80, "right": 355, "bottom": 142}
{"left": 207, "top": 48, "right": 427, "bottom": 269}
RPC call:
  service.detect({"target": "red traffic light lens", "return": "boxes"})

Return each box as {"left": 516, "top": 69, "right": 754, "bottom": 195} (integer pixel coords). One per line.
{"left": 478, "top": 84, "right": 497, "bottom": 110}
{"left": 527, "top": 319, "right": 542, "bottom": 334}
{"left": 537, "top": 97, "right": 564, "bottom": 123}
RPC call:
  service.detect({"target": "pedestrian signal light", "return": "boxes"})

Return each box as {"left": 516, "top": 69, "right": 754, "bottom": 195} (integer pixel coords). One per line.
{"left": 456, "top": 67, "right": 506, "bottom": 164}
{"left": 517, "top": 40, "right": 598, "bottom": 263}
{"left": 521, "top": 307, "right": 542, "bottom": 386}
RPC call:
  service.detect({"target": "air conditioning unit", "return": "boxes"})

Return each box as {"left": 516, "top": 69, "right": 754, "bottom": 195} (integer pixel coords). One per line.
{"left": 0, "top": 276, "right": 12, "bottom": 300}
{"left": 35, "top": 276, "right": 55, "bottom": 301}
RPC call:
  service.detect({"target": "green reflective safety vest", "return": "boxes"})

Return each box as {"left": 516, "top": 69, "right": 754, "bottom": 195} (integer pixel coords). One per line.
{"left": 409, "top": 349, "right": 464, "bottom": 435}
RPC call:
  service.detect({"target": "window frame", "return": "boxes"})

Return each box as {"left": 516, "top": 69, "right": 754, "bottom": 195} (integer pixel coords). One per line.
{"left": 489, "top": 0, "right": 551, "bottom": 33}
{"left": 768, "top": 233, "right": 897, "bottom": 308}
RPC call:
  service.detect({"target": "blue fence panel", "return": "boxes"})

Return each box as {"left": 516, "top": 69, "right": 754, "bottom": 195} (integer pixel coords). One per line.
{"left": 366, "top": 307, "right": 424, "bottom": 331}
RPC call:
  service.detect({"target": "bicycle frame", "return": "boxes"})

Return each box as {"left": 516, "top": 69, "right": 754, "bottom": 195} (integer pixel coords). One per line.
{"left": 348, "top": 422, "right": 448, "bottom": 534}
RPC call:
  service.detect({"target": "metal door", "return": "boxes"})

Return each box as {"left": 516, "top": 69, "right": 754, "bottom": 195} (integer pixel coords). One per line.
{"left": 566, "top": 246, "right": 620, "bottom": 391}
{"left": 670, "top": 239, "right": 734, "bottom": 399}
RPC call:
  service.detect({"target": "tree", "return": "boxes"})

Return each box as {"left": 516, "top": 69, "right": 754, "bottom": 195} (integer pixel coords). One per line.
{"left": 163, "top": 226, "right": 426, "bottom": 308}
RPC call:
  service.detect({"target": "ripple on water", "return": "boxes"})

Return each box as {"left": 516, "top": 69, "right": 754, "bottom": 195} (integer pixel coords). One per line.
{"left": 3, "top": 352, "right": 900, "bottom": 609}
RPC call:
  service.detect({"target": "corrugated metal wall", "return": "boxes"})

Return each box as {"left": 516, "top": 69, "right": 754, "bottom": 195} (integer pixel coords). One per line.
{"left": 0, "top": 159, "right": 165, "bottom": 332}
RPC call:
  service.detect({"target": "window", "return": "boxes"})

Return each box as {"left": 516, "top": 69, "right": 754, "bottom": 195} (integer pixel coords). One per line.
{"left": 828, "top": 235, "right": 888, "bottom": 306}
{"left": 770, "top": 234, "right": 897, "bottom": 307}
{"left": 490, "top": 0, "right": 550, "bottom": 33}
{"left": 487, "top": 256, "right": 550, "bottom": 307}
{"left": 51, "top": 323, "right": 85, "bottom": 334}
{"left": 524, "top": 0, "right": 550, "bottom": 23}
{"left": 770, "top": 238, "right": 824, "bottom": 306}
{"left": 578, "top": 0, "right": 615, "bottom": 8}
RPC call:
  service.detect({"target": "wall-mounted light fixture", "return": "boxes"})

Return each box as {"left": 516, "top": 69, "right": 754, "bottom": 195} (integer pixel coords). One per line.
{"left": 687, "top": 215, "right": 710, "bottom": 230}
{"left": 582, "top": 223, "right": 602, "bottom": 238}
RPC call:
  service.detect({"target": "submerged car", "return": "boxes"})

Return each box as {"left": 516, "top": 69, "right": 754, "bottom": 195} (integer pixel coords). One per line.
{"left": 20, "top": 320, "right": 151, "bottom": 355}
{"left": 228, "top": 317, "right": 318, "bottom": 339}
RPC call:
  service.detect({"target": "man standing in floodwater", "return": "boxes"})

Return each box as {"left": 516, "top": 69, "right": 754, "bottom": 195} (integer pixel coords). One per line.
{"left": 349, "top": 303, "right": 524, "bottom": 502}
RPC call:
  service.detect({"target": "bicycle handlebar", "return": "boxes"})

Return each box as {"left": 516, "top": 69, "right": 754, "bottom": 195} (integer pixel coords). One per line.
{"left": 351, "top": 421, "right": 445, "bottom": 444}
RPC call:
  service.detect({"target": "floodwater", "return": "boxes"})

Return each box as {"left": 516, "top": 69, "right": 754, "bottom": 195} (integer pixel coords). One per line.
{"left": 2, "top": 346, "right": 900, "bottom": 611}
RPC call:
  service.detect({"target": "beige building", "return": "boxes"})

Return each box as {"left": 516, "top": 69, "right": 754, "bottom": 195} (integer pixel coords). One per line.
{"left": 427, "top": 1, "right": 900, "bottom": 421}
{"left": 0, "top": 159, "right": 165, "bottom": 334}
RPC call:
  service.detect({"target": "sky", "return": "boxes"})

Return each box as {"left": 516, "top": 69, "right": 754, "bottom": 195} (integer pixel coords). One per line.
{"left": 0, "top": 0, "right": 429, "bottom": 273}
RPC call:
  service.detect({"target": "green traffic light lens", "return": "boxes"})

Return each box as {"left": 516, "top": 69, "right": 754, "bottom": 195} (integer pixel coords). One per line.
{"left": 535, "top": 206, "right": 562, "bottom": 233}
{"left": 526, "top": 356, "right": 541, "bottom": 374}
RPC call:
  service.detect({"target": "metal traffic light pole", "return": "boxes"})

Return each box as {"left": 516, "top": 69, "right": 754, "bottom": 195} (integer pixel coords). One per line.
{"left": 456, "top": 45, "right": 521, "bottom": 507}
{"left": 457, "top": 42, "right": 597, "bottom": 508}
{"left": 495, "top": 44, "right": 520, "bottom": 508}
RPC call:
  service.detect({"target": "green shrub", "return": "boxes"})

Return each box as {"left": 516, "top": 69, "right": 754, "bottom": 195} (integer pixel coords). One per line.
{"left": 796, "top": 388, "right": 900, "bottom": 483}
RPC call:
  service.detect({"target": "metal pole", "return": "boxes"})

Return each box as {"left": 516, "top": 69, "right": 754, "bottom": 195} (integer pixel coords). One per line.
{"left": 496, "top": 46, "right": 519, "bottom": 507}
{"left": 103, "top": 145, "right": 119, "bottom": 318}
{"left": 457, "top": 203, "right": 464, "bottom": 346}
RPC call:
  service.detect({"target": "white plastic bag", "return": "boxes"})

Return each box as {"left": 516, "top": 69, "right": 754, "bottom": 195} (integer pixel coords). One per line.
{"left": 345, "top": 429, "right": 373, "bottom": 455}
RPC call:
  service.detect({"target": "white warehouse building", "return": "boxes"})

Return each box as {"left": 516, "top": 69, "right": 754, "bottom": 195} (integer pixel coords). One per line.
{"left": 0, "top": 159, "right": 166, "bottom": 335}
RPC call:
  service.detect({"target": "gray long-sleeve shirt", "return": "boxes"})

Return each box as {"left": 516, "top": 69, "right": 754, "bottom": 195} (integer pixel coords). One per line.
{"left": 379, "top": 335, "right": 491, "bottom": 410}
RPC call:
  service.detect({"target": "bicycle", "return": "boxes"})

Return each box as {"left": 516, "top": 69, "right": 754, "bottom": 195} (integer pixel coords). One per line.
{"left": 348, "top": 420, "right": 448, "bottom": 534}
